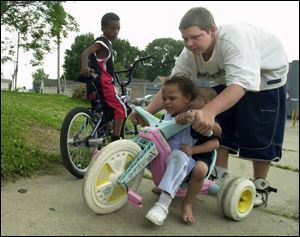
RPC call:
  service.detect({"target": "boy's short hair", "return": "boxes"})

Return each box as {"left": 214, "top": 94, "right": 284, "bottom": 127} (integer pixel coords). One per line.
{"left": 195, "top": 87, "right": 217, "bottom": 101}
{"left": 179, "top": 7, "right": 216, "bottom": 32}
{"left": 101, "top": 12, "right": 120, "bottom": 27}
{"left": 163, "top": 75, "right": 197, "bottom": 100}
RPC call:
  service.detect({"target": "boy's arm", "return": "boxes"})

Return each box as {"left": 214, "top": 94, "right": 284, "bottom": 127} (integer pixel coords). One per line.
{"left": 181, "top": 139, "right": 219, "bottom": 156}
{"left": 212, "top": 122, "right": 222, "bottom": 138}
{"left": 176, "top": 112, "right": 222, "bottom": 138}
{"left": 80, "top": 44, "right": 102, "bottom": 77}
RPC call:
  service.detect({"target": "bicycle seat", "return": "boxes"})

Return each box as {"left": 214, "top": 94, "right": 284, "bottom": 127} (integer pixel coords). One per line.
{"left": 134, "top": 106, "right": 190, "bottom": 140}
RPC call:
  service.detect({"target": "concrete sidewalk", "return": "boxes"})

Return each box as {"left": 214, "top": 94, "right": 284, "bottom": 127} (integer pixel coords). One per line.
{"left": 1, "top": 120, "right": 299, "bottom": 236}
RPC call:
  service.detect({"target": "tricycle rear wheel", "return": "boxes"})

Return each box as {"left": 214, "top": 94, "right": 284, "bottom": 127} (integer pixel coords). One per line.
{"left": 217, "top": 176, "right": 255, "bottom": 221}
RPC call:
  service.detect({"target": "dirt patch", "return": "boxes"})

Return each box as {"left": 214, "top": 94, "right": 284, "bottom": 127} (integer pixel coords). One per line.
{"left": 25, "top": 123, "right": 60, "bottom": 154}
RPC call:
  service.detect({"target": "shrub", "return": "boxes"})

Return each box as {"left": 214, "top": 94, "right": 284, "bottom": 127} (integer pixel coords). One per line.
{"left": 72, "top": 84, "right": 87, "bottom": 100}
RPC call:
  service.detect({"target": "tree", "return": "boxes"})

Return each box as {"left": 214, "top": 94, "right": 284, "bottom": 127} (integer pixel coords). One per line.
{"left": 63, "top": 33, "right": 95, "bottom": 81}
{"left": 32, "top": 68, "right": 49, "bottom": 92}
{"left": 112, "top": 38, "right": 144, "bottom": 78}
{"left": 32, "top": 68, "right": 49, "bottom": 81}
{"left": 112, "top": 39, "right": 140, "bottom": 68}
{"left": 144, "top": 38, "right": 184, "bottom": 80}
{"left": 63, "top": 36, "right": 143, "bottom": 81}
{"left": 1, "top": 1, "right": 79, "bottom": 66}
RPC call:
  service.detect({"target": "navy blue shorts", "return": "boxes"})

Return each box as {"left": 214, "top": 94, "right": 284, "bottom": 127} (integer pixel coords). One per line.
{"left": 213, "top": 85, "right": 286, "bottom": 162}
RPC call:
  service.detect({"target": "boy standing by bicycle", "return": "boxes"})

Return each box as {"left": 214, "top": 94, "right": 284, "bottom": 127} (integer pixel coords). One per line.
{"left": 80, "top": 12, "right": 126, "bottom": 141}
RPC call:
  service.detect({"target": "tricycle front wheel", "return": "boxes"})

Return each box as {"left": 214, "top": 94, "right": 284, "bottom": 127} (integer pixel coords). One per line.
{"left": 82, "top": 140, "right": 144, "bottom": 214}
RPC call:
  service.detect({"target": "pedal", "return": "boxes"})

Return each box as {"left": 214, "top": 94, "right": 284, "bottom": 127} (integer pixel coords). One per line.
{"left": 127, "top": 190, "right": 143, "bottom": 208}
{"left": 88, "top": 138, "right": 104, "bottom": 146}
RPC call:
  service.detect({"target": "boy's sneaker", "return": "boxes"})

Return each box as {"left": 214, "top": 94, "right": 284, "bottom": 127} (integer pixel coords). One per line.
{"left": 252, "top": 177, "right": 277, "bottom": 207}
{"left": 208, "top": 167, "right": 219, "bottom": 181}
{"left": 209, "top": 167, "right": 229, "bottom": 181}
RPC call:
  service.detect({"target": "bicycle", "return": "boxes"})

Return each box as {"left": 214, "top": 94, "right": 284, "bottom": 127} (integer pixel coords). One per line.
{"left": 60, "top": 56, "right": 153, "bottom": 179}
{"left": 82, "top": 106, "right": 256, "bottom": 222}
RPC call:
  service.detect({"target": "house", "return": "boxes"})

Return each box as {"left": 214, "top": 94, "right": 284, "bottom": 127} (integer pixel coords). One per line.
{"left": 124, "top": 76, "right": 166, "bottom": 103}
{"left": 31, "top": 72, "right": 168, "bottom": 100}
{"left": 1, "top": 79, "right": 12, "bottom": 91}
{"left": 33, "top": 78, "right": 84, "bottom": 97}
{"left": 152, "top": 76, "right": 167, "bottom": 88}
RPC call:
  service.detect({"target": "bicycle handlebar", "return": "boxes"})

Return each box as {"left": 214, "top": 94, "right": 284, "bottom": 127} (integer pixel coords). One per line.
{"left": 134, "top": 106, "right": 214, "bottom": 139}
{"left": 115, "top": 55, "right": 153, "bottom": 86}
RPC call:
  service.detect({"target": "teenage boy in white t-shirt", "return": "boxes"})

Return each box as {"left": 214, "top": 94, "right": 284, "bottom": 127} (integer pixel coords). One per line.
{"left": 131, "top": 7, "right": 288, "bottom": 207}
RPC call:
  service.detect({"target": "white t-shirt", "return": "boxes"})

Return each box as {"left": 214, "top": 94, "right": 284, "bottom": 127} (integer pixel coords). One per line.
{"left": 171, "top": 24, "right": 289, "bottom": 91}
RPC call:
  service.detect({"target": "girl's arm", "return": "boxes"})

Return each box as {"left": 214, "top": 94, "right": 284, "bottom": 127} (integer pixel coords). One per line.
{"left": 176, "top": 112, "right": 222, "bottom": 138}
{"left": 181, "top": 139, "right": 219, "bottom": 156}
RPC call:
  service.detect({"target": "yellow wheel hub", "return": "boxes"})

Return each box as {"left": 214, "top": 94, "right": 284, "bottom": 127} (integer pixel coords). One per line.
{"left": 94, "top": 152, "right": 134, "bottom": 204}
{"left": 238, "top": 188, "right": 253, "bottom": 213}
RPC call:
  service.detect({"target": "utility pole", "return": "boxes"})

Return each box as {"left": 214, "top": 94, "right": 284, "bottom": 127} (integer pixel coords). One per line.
{"left": 57, "top": 35, "right": 61, "bottom": 94}
{"left": 14, "top": 32, "right": 20, "bottom": 90}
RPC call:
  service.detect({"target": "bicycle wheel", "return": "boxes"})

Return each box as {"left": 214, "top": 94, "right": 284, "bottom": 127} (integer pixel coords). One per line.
{"left": 60, "top": 107, "right": 99, "bottom": 178}
{"left": 82, "top": 140, "right": 144, "bottom": 214}
{"left": 121, "top": 115, "right": 138, "bottom": 140}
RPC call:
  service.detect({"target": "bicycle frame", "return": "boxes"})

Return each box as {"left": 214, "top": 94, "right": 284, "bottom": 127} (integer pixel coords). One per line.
{"left": 87, "top": 56, "right": 154, "bottom": 142}
{"left": 60, "top": 56, "right": 154, "bottom": 178}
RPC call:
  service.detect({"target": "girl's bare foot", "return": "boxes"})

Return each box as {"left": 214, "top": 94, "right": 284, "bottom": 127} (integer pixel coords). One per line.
{"left": 181, "top": 202, "right": 195, "bottom": 224}
{"left": 152, "top": 186, "right": 161, "bottom": 195}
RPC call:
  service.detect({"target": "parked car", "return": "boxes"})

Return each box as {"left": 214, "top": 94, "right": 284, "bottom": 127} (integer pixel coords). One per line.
{"left": 132, "top": 97, "right": 144, "bottom": 106}
{"left": 144, "top": 94, "right": 155, "bottom": 106}
{"left": 132, "top": 94, "right": 155, "bottom": 106}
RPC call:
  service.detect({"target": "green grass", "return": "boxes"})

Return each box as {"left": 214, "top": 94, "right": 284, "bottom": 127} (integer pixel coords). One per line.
{"left": 1, "top": 91, "right": 164, "bottom": 182}
{"left": 1, "top": 91, "right": 89, "bottom": 181}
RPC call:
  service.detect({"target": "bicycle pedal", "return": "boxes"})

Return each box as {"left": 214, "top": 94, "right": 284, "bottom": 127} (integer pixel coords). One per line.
{"left": 88, "top": 138, "right": 104, "bottom": 146}
{"left": 127, "top": 190, "right": 143, "bottom": 208}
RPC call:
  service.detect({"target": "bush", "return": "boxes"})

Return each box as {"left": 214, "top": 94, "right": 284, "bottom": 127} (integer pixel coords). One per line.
{"left": 72, "top": 84, "right": 87, "bottom": 100}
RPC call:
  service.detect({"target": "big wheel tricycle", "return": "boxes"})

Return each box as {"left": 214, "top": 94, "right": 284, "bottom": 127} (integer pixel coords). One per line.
{"left": 82, "top": 106, "right": 256, "bottom": 221}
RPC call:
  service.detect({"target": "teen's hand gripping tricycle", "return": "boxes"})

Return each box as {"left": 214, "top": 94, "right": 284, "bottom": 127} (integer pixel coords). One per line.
{"left": 82, "top": 106, "right": 256, "bottom": 221}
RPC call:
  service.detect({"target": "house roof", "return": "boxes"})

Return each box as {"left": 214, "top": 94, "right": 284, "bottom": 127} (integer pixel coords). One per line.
{"left": 153, "top": 76, "right": 168, "bottom": 84}
{"left": 151, "top": 76, "right": 167, "bottom": 90}
{"left": 130, "top": 78, "right": 153, "bottom": 84}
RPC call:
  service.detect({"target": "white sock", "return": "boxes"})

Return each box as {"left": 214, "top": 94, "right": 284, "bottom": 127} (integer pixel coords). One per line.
{"left": 158, "top": 191, "right": 172, "bottom": 208}
{"left": 151, "top": 191, "right": 172, "bottom": 216}
{"left": 214, "top": 166, "right": 228, "bottom": 178}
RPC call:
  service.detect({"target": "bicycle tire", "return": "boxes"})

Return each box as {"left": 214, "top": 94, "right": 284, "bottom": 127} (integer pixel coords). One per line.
{"left": 121, "top": 115, "right": 138, "bottom": 139}
{"left": 60, "top": 107, "right": 99, "bottom": 178}
{"left": 60, "top": 106, "right": 138, "bottom": 178}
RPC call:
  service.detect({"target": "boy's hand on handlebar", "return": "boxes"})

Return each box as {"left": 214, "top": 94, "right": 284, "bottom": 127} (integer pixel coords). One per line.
{"left": 81, "top": 66, "right": 94, "bottom": 78}
{"left": 175, "top": 110, "right": 196, "bottom": 124}
{"left": 176, "top": 109, "right": 214, "bottom": 136}
{"left": 192, "top": 109, "right": 215, "bottom": 136}
{"left": 130, "top": 111, "right": 148, "bottom": 127}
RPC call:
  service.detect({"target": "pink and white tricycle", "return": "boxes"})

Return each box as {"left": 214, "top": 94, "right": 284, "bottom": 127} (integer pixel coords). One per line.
{"left": 82, "top": 106, "right": 256, "bottom": 221}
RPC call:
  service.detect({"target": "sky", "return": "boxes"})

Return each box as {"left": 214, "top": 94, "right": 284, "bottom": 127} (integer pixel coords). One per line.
{"left": 1, "top": 1, "right": 299, "bottom": 89}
